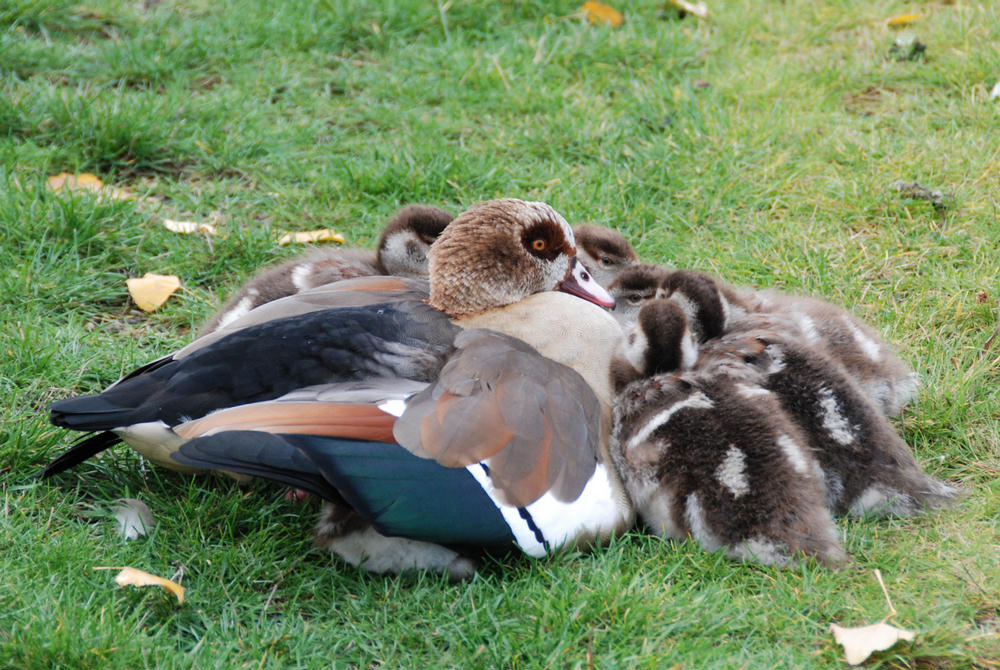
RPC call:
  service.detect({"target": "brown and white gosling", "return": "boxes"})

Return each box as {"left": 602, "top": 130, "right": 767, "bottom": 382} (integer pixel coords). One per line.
{"left": 201, "top": 204, "right": 454, "bottom": 334}
{"left": 612, "top": 267, "right": 920, "bottom": 417}
{"left": 573, "top": 224, "right": 640, "bottom": 288}
{"left": 610, "top": 299, "right": 845, "bottom": 567}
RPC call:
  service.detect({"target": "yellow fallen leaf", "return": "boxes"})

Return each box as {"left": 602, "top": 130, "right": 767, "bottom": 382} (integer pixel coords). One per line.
{"left": 581, "top": 1, "right": 624, "bottom": 27}
{"left": 669, "top": 0, "right": 709, "bottom": 19}
{"left": 829, "top": 622, "right": 916, "bottom": 665}
{"left": 276, "top": 229, "right": 346, "bottom": 246}
{"left": 47, "top": 172, "right": 132, "bottom": 201}
{"left": 94, "top": 566, "right": 184, "bottom": 604}
{"left": 886, "top": 12, "right": 922, "bottom": 27}
{"left": 162, "top": 218, "right": 219, "bottom": 236}
{"left": 126, "top": 273, "right": 182, "bottom": 312}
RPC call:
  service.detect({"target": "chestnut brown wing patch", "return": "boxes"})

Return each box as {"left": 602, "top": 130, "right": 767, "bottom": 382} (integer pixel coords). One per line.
{"left": 175, "top": 401, "right": 397, "bottom": 442}
{"left": 393, "top": 328, "right": 601, "bottom": 507}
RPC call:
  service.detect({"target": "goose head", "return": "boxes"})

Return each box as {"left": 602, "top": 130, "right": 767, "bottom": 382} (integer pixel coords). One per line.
{"left": 660, "top": 270, "right": 731, "bottom": 342}
{"left": 573, "top": 224, "right": 639, "bottom": 288}
{"left": 608, "top": 264, "right": 673, "bottom": 328}
{"left": 428, "top": 199, "right": 614, "bottom": 317}
{"left": 376, "top": 204, "right": 454, "bottom": 277}
{"left": 618, "top": 299, "right": 699, "bottom": 378}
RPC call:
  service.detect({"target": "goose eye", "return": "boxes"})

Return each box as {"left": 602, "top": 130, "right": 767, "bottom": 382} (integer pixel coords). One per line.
{"left": 600, "top": 255, "right": 613, "bottom": 265}
{"left": 627, "top": 294, "right": 643, "bottom": 305}
{"left": 532, "top": 239, "right": 547, "bottom": 251}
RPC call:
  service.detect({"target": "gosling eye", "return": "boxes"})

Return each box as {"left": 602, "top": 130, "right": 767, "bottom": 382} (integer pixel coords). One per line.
{"left": 743, "top": 354, "right": 757, "bottom": 363}
{"left": 627, "top": 294, "right": 643, "bottom": 305}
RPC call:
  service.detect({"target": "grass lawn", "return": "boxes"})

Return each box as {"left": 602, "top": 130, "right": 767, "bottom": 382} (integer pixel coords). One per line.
{"left": 2, "top": 0, "right": 998, "bottom": 667}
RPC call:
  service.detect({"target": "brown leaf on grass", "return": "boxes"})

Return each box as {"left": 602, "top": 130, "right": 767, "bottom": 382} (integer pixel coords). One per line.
{"left": 829, "top": 570, "right": 917, "bottom": 664}
{"left": 976, "top": 291, "right": 990, "bottom": 304}
{"left": 581, "top": 1, "right": 624, "bottom": 27}
{"left": 890, "top": 180, "right": 954, "bottom": 212}
{"left": 843, "top": 85, "right": 896, "bottom": 115}
{"left": 47, "top": 172, "right": 132, "bottom": 201}
{"left": 276, "top": 229, "right": 346, "bottom": 246}
{"left": 126, "top": 273, "right": 182, "bottom": 312}
{"left": 94, "top": 566, "right": 185, "bottom": 604}
{"left": 829, "top": 622, "right": 916, "bottom": 665}
{"left": 886, "top": 12, "right": 923, "bottom": 28}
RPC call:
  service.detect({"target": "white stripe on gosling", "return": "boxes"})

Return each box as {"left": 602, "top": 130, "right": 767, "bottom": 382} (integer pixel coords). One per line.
{"left": 626, "top": 392, "right": 714, "bottom": 452}
{"left": 715, "top": 445, "right": 750, "bottom": 498}
{"left": 817, "top": 387, "right": 855, "bottom": 445}
{"left": 846, "top": 318, "right": 883, "bottom": 362}
{"left": 290, "top": 262, "right": 315, "bottom": 291}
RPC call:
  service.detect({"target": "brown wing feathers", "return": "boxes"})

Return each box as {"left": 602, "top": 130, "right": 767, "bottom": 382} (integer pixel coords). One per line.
{"left": 393, "top": 329, "right": 601, "bottom": 508}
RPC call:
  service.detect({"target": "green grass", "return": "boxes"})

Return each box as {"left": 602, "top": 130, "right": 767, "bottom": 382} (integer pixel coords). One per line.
{"left": 2, "top": 0, "right": 999, "bottom": 667}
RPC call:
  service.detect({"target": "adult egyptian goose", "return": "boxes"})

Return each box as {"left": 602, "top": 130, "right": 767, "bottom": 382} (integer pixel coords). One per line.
{"left": 45, "top": 199, "right": 633, "bottom": 578}
{"left": 573, "top": 224, "right": 640, "bottom": 288}
{"left": 609, "top": 300, "right": 845, "bottom": 566}
{"left": 201, "top": 204, "right": 453, "bottom": 334}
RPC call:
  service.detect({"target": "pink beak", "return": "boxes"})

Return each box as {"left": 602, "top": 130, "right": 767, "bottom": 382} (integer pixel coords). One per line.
{"left": 557, "top": 257, "right": 615, "bottom": 308}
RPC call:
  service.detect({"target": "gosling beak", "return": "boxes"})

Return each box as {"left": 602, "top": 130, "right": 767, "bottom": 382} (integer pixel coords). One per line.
{"left": 557, "top": 257, "right": 615, "bottom": 309}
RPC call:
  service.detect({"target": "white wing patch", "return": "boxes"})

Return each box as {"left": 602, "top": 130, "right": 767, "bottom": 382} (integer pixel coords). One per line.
{"left": 466, "top": 463, "right": 627, "bottom": 558}
{"left": 735, "top": 383, "right": 771, "bottom": 399}
{"left": 626, "top": 392, "right": 714, "bottom": 452}
{"left": 290, "top": 262, "right": 315, "bottom": 291}
{"left": 846, "top": 318, "right": 883, "bottom": 362}
{"left": 377, "top": 399, "right": 408, "bottom": 417}
{"left": 715, "top": 445, "right": 750, "bottom": 498}
{"left": 817, "top": 387, "right": 855, "bottom": 445}
{"left": 795, "top": 312, "right": 820, "bottom": 343}
{"left": 684, "top": 493, "right": 724, "bottom": 551}
{"left": 776, "top": 433, "right": 812, "bottom": 475}
{"left": 216, "top": 296, "right": 256, "bottom": 330}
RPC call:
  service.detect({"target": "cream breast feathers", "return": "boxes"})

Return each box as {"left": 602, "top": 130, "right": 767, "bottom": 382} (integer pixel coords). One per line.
{"left": 456, "top": 292, "right": 623, "bottom": 408}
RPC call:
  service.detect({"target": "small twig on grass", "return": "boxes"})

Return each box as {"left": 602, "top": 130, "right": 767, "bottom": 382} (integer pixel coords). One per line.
{"left": 874, "top": 569, "right": 898, "bottom": 620}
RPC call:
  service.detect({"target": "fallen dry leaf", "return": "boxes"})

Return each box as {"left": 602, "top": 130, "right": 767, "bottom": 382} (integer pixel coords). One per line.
{"left": 581, "top": 1, "right": 624, "bottom": 27}
{"left": 47, "top": 172, "right": 132, "bottom": 201}
{"left": 126, "top": 273, "right": 182, "bottom": 312}
{"left": 669, "top": 0, "right": 709, "bottom": 19}
{"left": 829, "top": 622, "right": 916, "bottom": 665}
{"left": 276, "top": 228, "right": 346, "bottom": 246}
{"left": 162, "top": 218, "right": 218, "bottom": 236}
{"left": 890, "top": 180, "right": 953, "bottom": 211}
{"left": 112, "top": 498, "right": 154, "bottom": 540}
{"left": 886, "top": 12, "right": 923, "bottom": 28}
{"left": 95, "top": 566, "right": 185, "bottom": 604}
